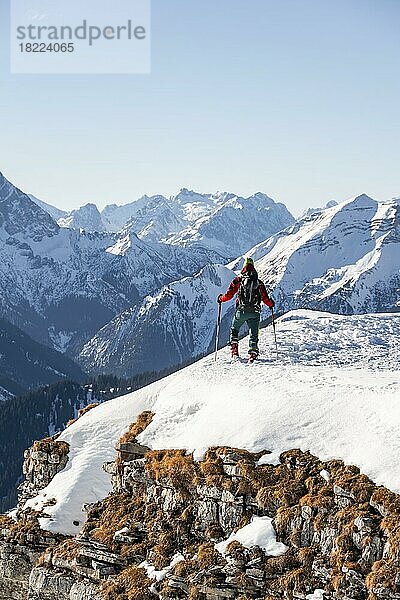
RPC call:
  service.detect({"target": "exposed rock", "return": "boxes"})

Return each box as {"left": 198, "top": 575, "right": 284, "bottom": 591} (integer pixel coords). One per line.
{"left": 18, "top": 438, "right": 70, "bottom": 509}
{"left": 1, "top": 434, "right": 400, "bottom": 599}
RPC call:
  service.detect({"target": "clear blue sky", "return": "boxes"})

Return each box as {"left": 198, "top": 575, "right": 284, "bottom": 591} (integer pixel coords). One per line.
{"left": 0, "top": 0, "right": 399, "bottom": 215}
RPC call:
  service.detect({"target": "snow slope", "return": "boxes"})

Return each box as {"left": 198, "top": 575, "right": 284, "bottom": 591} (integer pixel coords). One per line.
{"left": 29, "top": 195, "right": 67, "bottom": 222}
{"left": 25, "top": 310, "right": 400, "bottom": 535}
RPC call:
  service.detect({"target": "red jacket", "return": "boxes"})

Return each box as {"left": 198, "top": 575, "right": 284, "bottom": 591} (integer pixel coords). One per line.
{"left": 220, "top": 276, "right": 274, "bottom": 308}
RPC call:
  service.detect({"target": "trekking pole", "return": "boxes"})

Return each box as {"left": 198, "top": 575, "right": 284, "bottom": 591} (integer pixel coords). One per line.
{"left": 214, "top": 301, "right": 222, "bottom": 361}
{"left": 271, "top": 307, "right": 278, "bottom": 360}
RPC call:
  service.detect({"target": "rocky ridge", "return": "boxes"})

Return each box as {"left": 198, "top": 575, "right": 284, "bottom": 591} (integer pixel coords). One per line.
{"left": 1, "top": 413, "right": 400, "bottom": 600}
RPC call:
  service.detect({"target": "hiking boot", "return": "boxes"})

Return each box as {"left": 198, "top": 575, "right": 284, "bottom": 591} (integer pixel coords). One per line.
{"left": 231, "top": 342, "right": 239, "bottom": 357}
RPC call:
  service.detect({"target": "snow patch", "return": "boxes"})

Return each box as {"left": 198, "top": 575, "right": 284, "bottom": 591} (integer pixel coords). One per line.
{"left": 140, "top": 553, "right": 185, "bottom": 582}
{"left": 320, "top": 470, "right": 330, "bottom": 482}
{"left": 215, "top": 516, "right": 287, "bottom": 557}
{"left": 306, "top": 590, "right": 325, "bottom": 600}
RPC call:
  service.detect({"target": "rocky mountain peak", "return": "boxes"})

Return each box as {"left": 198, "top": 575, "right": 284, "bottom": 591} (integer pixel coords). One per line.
{"left": 57, "top": 203, "right": 104, "bottom": 231}
{"left": 0, "top": 172, "right": 59, "bottom": 241}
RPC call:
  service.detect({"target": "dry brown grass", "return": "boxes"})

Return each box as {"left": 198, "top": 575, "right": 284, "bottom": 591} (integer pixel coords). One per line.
{"left": 333, "top": 471, "right": 375, "bottom": 504}
{"left": 297, "top": 547, "right": 315, "bottom": 568}
{"left": 100, "top": 565, "right": 153, "bottom": 600}
{"left": 226, "top": 540, "right": 246, "bottom": 561}
{"left": 51, "top": 538, "right": 80, "bottom": 560}
{"left": 78, "top": 402, "right": 99, "bottom": 417}
{"left": 232, "top": 571, "right": 252, "bottom": 587}
{"left": 115, "top": 411, "right": 154, "bottom": 469}
{"left": 172, "top": 541, "right": 226, "bottom": 581}
{"left": 299, "top": 488, "right": 334, "bottom": 509}
{"left": 32, "top": 438, "right": 69, "bottom": 456}
{"left": 366, "top": 559, "right": 399, "bottom": 597}
{"left": 198, "top": 449, "right": 224, "bottom": 483}
{"left": 37, "top": 539, "right": 79, "bottom": 567}
{"left": 119, "top": 411, "right": 154, "bottom": 445}
{"left": 196, "top": 542, "right": 225, "bottom": 569}
{"left": 0, "top": 514, "right": 14, "bottom": 530}
{"left": 380, "top": 516, "right": 400, "bottom": 559}
{"left": 0, "top": 509, "right": 60, "bottom": 545}
{"left": 66, "top": 403, "right": 99, "bottom": 428}
{"left": 145, "top": 449, "right": 197, "bottom": 490}
{"left": 256, "top": 470, "right": 308, "bottom": 515}
{"left": 205, "top": 523, "right": 224, "bottom": 540}
{"left": 275, "top": 567, "right": 310, "bottom": 599}
{"left": 150, "top": 530, "right": 176, "bottom": 569}
{"left": 187, "top": 586, "right": 200, "bottom": 600}
{"left": 371, "top": 487, "right": 400, "bottom": 515}
{"left": 272, "top": 506, "right": 297, "bottom": 537}
{"left": 173, "top": 559, "right": 195, "bottom": 578}
{"left": 84, "top": 492, "right": 143, "bottom": 553}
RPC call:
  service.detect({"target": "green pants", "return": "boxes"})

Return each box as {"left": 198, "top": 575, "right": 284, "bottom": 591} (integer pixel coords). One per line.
{"left": 230, "top": 309, "right": 260, "bottom": 354}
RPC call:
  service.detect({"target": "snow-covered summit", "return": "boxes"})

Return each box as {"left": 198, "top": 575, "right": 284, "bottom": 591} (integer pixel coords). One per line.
{"left": 301, "top": 199, "right": 338, "bottom": 218}
{"left": 122, "top": 196, "right": 186, "bottom": 243}
{"left": 26, "top": 309, "right": 400, "bottom": 535}
{"left": 101, "top": 195, "right": 172, "bottom": 233}
{"left": 163, "top": 191, "right": 294, "bottom": 259}
{"left": 57, "top": 203, "right": 104, "bottom": 231}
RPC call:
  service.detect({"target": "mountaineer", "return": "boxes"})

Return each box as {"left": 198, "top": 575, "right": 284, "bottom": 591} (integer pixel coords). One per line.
{"left": 217, "top": 257, "right": 275, "bottom": 362}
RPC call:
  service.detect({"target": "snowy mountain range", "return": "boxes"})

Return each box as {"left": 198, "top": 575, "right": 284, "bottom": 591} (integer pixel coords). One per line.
{"left": 162, "top": 191, "right": 295, "bottom": 259}
{"left": 3, "top": 170, "right": 399, "bottom": 385}
{"left": 33, "top": 188, "right": 294, "bottom": 261}
{"left": 0, "top": 171, "right": 294, "bottom": 388}
{"left": 80, "top": 193, "right": 400, "bottom": 377}
{"left": 0, "top": 173, "right": 225, "bottom": 363}
{"left": 231, "top": 193, "right": 400, "bottom": 314}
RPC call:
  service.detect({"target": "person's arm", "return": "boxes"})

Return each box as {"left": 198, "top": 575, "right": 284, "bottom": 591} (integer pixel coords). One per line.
{"left": 259, "top": 281, "right": 275, "bottom": 308}
{"left": 218, "top": 277, "right": 240, "bottom": 302}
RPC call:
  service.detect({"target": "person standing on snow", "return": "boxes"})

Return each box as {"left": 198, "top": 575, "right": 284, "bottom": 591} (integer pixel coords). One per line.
{"left": 217, "top": 257, "right": 275, "bottom": 360}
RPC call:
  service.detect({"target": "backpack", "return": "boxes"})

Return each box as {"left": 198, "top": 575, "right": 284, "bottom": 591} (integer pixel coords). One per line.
{"left": 237, "top": 272, "right": 261, "bottom": 312}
